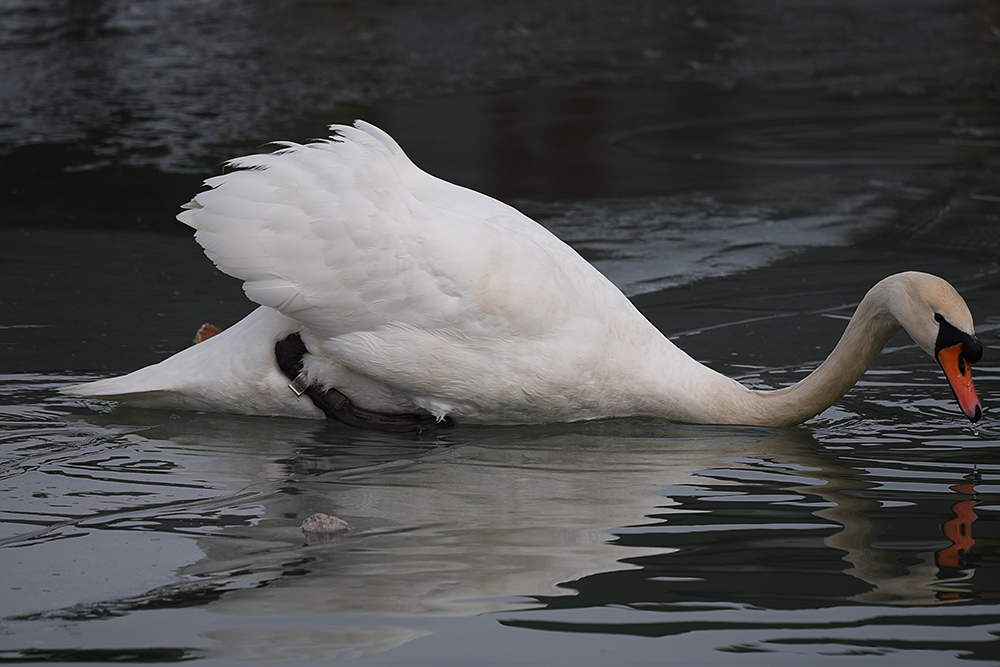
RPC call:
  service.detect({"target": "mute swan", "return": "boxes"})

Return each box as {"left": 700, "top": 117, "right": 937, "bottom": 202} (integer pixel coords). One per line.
{"left": 63, "top": 121, "right": 983, "bottom": 431}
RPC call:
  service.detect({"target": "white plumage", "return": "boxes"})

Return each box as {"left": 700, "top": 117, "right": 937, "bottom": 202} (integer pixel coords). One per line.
{"left": 63, "top": 121, "right": 983, "bottom": 428}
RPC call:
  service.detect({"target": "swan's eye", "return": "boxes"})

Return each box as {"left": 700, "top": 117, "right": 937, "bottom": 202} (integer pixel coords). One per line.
{"left": 934, "top": 313, "right": 945, "bottom": 324}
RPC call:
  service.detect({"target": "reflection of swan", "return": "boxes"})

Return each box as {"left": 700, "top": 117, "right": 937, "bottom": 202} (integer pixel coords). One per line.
{"left": 62, "top": 122, "right": 983, "bottom": 429}
{"left": 21, "top": 407, "right": 987, "bottom": 659}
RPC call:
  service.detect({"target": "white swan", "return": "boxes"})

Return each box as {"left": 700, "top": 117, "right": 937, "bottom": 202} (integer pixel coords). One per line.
{"left": 62, "top": 121, "right": 984, "bottom": 431}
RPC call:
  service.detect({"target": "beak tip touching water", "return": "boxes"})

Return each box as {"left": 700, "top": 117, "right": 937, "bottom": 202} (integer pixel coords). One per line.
{"left": 937, "top": 343, "right": 983, "bottom": 423}
{"left": 963, "top": 399, "right": 983, "bottom": 424}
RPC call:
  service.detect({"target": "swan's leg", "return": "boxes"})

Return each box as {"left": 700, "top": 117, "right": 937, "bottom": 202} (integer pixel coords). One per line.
{"left": 193, "top": 323, "right": 223, "bottom": 344}
{"left": 274, "top": 333, "right": 453, "bottom": 434}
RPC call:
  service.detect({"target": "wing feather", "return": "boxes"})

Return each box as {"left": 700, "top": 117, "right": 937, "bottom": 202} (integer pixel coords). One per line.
{"left": 177, "top": 121, "right": 628, "bottom": 346}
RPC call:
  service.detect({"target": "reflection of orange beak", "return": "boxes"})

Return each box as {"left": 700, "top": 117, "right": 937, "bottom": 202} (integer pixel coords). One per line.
{"left": 937, "top": 343, "right": 982, "bottom": 422}
{"left": 938, "top": 498, "right": 978, "bottom": 569}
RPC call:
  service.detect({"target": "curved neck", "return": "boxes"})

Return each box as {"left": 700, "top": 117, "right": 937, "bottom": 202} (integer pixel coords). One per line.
{"left": 732, "top": 286, "right": 903, "bottom": 427}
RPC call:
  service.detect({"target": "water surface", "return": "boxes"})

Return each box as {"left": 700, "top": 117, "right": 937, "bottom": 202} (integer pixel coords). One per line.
{"left": 3, "top": 0, "right": 1000, "bottom": 664}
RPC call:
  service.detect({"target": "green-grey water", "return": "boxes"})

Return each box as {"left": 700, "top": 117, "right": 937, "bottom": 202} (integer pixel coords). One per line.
{"left": 2, "top": 1, "right": 1000, "bottom": 664}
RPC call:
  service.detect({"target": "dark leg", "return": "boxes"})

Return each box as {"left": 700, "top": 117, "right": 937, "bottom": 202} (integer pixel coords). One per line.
{"left": 275, "top": 334, "right": 453, "bottom": 435}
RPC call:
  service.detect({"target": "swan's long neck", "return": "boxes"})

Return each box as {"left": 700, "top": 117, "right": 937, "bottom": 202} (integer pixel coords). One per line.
{"left": 640, "top": 280, "right": 905, "bottom": 427}
{"left": 738, "top": 291, "right": 902, "bottom": 427}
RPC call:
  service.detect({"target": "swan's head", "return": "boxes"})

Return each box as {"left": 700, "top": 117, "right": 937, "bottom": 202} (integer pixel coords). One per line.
{"left": 886, "top": 272, "right": 983, "bottom": 422}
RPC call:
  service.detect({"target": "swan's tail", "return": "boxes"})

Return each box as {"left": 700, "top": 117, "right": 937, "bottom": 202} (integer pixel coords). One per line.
{"left": 61, "top": 307, "right": 314, "bottom": 417}
{"left": 61, "top": 359, "right": 200, "bottom": 408}
{"left": 63, "top": 322, "right": 228, "bottom": 403}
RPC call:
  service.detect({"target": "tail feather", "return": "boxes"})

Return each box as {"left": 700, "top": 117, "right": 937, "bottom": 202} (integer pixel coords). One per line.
{"left": 61, "top": 377, "right": 166, "bottom": 402}
{"left": 60, "top": 306, "right": 321, "bottom": 418}
{"left": 60, "top": 362, "right": 190, "bottom": 407}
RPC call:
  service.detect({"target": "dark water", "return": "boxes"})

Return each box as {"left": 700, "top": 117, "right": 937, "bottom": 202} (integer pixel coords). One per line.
{"left": 3, "top": 0, "right": 1000, "bottom": 664}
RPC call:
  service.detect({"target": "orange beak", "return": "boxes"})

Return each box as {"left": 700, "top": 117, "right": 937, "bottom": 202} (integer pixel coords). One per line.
{"left": 936, "top": 343, "right": 982, "bottom": 422}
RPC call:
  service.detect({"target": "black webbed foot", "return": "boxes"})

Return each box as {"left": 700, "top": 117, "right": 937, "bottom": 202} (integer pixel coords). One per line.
{"left": 274, "top": 333, "right": 453, "bottom": 435}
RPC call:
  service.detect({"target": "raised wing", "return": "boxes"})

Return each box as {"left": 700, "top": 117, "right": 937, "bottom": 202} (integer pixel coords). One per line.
{"left": 177, "top": 122, "right": 622, "bottom": 343}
